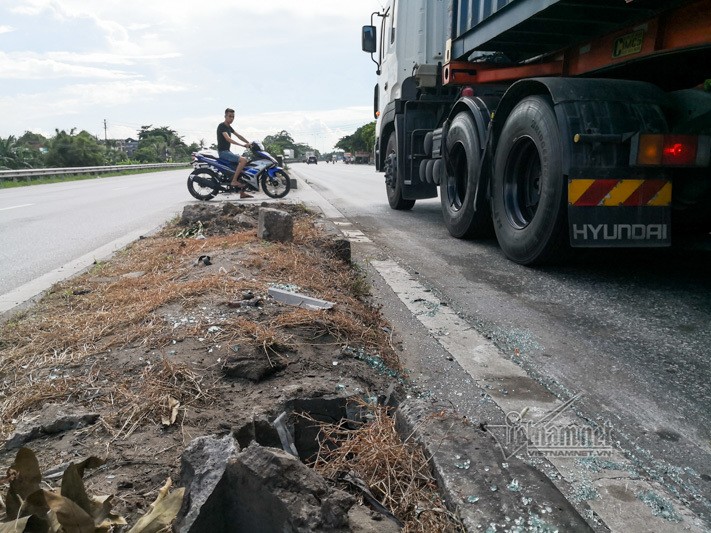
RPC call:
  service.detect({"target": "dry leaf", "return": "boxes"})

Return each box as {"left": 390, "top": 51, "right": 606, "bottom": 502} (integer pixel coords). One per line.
{"left": 74, "top": 457, "right": 106, "bottom": 479}
{"left": 128, "top": 479, "right": 185, "bottom": 533}
{"left": 0, "top": 516, "right": 29, "bottom": 533}
{"left": 160, "top": 396, "right": 180, "bottom": 427}
{"left": 42, "top": 490, "right": 95, "bottom": 533}
{"left": 91, "top": 495, "right": 127, "bottom": 529}
{"left": 60, "top": 465, "right": 92, "bottom": 517}
{"left": 5, "top": 448, "right": 42, "bottom": 519}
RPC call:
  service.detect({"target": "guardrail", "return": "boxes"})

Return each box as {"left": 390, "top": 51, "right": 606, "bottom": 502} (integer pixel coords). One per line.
{"left": 0, "top": 163, "right": 189, "bottom": 183}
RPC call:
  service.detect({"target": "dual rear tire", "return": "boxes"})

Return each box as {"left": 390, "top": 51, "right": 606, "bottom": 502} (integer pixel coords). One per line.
{"left": 441, "top": 95, "right": 567, "bottom": 264}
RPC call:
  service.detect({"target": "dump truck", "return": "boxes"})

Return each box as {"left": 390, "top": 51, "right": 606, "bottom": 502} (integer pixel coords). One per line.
{"left": 362, "top": 0, "right": 711, "bottom": 264}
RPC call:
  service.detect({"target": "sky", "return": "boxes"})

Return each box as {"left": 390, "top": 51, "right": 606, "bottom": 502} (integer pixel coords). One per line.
{"left": 0, "top": 0, "right": 385, "bottom": 153}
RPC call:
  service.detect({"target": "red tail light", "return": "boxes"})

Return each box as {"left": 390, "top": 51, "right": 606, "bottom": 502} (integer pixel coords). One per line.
{"left": 661, "top": 135, "right": 697, "bottom": 165}
{"left": 632, "top": 134, "right": 710, "bottom": 167}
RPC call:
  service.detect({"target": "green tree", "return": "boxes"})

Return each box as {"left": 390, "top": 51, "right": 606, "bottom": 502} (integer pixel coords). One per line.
{"left": 0, "top": 132, "right": 48, "bottom": 169}
{"left": 137, "top": 126, "right": 192, "bottom": 162}
{"left": 262, "top": 131, "right": 318, "bottom": 159}
{"left": 335, "top": 121, "right": 375, "bottom": 153}
{"left": 45, "top": 129, "right": 106, "bottom": 167}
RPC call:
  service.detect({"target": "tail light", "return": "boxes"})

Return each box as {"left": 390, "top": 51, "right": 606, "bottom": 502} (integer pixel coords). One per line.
{"left": 632, "top": 134, "right": 710, "bottom": 167}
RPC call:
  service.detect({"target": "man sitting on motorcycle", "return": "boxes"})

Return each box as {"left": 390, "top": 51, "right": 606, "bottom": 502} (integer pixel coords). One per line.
{"left": 217, "top": 108, "right": 253, "bottom": 199}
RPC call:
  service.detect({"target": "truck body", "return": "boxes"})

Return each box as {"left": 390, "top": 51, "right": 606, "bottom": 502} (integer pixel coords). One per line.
{"left": 362, "top": 0, "right": 711, "bottom": 264}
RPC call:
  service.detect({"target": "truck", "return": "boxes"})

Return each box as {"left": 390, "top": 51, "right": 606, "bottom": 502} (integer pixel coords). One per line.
{"left": 361, "top": 0, "right": 711, "bottom": 264}
{"left": 354, "top": 151, "right": 372, "bottom": 164}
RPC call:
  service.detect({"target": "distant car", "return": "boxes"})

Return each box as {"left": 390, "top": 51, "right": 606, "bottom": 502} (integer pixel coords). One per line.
{"left": 307, "top": 155, "right": 318, "bottom": 164}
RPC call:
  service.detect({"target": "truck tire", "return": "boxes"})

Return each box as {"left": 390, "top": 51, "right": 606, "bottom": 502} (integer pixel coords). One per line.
{"left": 440, "top": 112, "right": 492, "bottom": 238}
{"left": 491, "top": 95, "right": 567, "bottom": 265}
{"left": 385, "top": 131, "right": 415, "bottom": 210}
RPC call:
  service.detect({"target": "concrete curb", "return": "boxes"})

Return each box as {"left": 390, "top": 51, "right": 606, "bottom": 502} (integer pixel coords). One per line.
{"left": 395, "top": 399, "right": 593, "bottom": 531}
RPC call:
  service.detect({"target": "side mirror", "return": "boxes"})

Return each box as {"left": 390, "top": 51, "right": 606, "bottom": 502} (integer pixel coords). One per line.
{"left": 362, "top": 25, "right": 377, "bottom": 53}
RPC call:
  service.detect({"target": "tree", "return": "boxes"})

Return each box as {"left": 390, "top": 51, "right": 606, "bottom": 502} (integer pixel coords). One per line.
{"left": 136, "top": 126, "right": 193, "bottom": 162}
{"left": 335, "top": 121, "right": 375, "bottom": 153}
{"left": 0, "top": 132, "right": 48, "bottom": 169}
{"left": 262, "top": 131, "right": 318, "bottom": 159}
{"left": 45, "top": 129, "right": 105, "bottom": 167}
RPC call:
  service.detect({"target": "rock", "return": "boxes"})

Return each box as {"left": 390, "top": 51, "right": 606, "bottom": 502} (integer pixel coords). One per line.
{"left": 228, "top": 444, "right": 354, "bottom": 532}
{"left": 4, "top": 404, "right": 100, "bottom": 450}
{"left": 176, "top": 434, "right": 238, "bottom": 533}
{"left": 257, "top": 208, "right": 293, "bottom": 242}
{"left": 348, "top": 505, "right": 401, "bottom": 533}
{"left": 178, "top": 442, "right": 355, "bottom": 533}
{"left": 329, "top": 238, "right": 351, "bottom": 263}
{"left": 180, "top": 204, "right": 219, "bottom": 226}
{"left": 221, "top": 350, "right": 285, "bottom": 382}
{"left": 233, "top": 214, "right": 258, "bottom": 229}
{"left": 221, "top": 202, "right": 242, "bottom": 216}
{"left": 233, "top": 416, "right": 282, "bottom": 450}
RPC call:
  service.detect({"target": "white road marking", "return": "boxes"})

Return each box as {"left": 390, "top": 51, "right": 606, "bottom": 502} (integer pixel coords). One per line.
{"left": 112, "top": 187, "right": 129, "bottom": 191}
{"left": 0, "top": 203, "right": 33, "bottom": 211}
{"left": 341, "top": 229, "right": 372, "bottom": 243}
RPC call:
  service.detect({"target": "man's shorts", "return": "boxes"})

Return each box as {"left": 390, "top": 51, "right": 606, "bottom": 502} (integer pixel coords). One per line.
{"left": 219, "top": 150, "right": 240, "bottom": 164}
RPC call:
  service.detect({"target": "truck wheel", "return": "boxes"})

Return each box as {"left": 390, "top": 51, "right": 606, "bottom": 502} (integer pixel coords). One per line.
{"left": 491, "top": 95, "right": 567, "bottom": 265}
{"left": 384, "top": 131, "right": 415, "bottom": 210}
{"left": 440, "top": 112, "right": 492, "bottom": 238}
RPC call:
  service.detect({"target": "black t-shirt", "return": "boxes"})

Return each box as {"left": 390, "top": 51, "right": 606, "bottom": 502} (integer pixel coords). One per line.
{"left": 217, "top": 122, "right": 235, "bottom": 152}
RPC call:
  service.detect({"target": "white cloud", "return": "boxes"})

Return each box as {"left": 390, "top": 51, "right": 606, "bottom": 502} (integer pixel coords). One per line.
{"left": 0, "top": 51, "right": 138, "bottom": 80}
{"left": 0, "top": 24, "right": 14, "bottom": 34}
{"left": 0, "top": 1, "right": 383, "bottom": 152}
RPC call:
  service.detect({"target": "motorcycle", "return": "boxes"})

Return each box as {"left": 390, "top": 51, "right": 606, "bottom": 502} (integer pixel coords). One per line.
{"left": 187, "top": 142, "right": 291, "bottom": 201}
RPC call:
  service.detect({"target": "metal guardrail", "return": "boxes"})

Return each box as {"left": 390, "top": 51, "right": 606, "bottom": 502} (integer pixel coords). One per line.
{"left": 0, "top": 163, "right": 189, "bottom": 182}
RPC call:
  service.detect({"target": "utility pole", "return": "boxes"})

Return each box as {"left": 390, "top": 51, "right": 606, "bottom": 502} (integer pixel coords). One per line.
{"left": 104, "top": 119, "right": 108, "bottom": 144}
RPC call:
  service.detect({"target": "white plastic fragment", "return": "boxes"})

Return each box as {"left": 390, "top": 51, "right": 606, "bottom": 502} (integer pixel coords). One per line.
{"left": 267, "top": 287, "right": 334, "bottom": 310}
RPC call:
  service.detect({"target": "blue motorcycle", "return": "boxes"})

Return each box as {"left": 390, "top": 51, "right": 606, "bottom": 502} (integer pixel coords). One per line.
{"left": 188, "top": 142, "right": 291, "bottom": 201}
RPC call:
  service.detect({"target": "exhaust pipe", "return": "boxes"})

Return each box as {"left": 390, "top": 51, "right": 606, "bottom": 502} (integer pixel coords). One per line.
{"left": 192, "top": 175, "right": 217, "bottom": 188}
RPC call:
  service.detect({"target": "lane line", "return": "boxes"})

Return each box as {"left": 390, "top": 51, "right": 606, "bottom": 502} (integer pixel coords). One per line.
{"left": 0, "top": 203, "right": 34, "bottom": 211}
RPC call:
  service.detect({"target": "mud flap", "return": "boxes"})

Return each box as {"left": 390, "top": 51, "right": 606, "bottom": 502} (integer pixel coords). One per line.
{"left": 567, "top": 178, "right": 672, "bottom": 247}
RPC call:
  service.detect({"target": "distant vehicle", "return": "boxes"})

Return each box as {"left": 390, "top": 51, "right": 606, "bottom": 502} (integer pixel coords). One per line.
{"left": 307, "top": 155, "right": 318, "bottom": 164}
{"left": 343, "top": 153, "right": 353, "bottom": 164}
{"left": 354, "top": 151, "right": 371, "bottom": 164}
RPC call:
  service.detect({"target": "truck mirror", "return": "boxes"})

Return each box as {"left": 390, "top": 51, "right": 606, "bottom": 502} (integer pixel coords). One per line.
{"left": 362, "top": 25, "right": 377, "bottom": 53}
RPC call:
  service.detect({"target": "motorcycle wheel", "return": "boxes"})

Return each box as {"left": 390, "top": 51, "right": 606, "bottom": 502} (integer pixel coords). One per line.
{"left": 261, "top": 169, "right": 291, "bottom": 199}
{"left": 187, "top": 169, "right": 220, "bottom": 201}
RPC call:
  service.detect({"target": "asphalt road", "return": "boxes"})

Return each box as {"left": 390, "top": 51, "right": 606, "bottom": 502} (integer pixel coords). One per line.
{"left": 292, "top": 161, "right": 711, "bottom": 525}
{"left": 0, "top": 170, "right": 191, "bottom": 310}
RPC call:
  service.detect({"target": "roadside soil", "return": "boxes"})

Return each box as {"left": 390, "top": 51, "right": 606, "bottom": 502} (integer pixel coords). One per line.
{"left": 0, "top": 201, "right": 461, "bottom": 531}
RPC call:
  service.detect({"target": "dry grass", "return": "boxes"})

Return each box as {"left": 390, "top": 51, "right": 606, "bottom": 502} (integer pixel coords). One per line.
{"left": 0, "top": 208, "right": 399, "bottom": 440}
{"left": 309, "top": 401, "right": 464, "bottom": 532}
